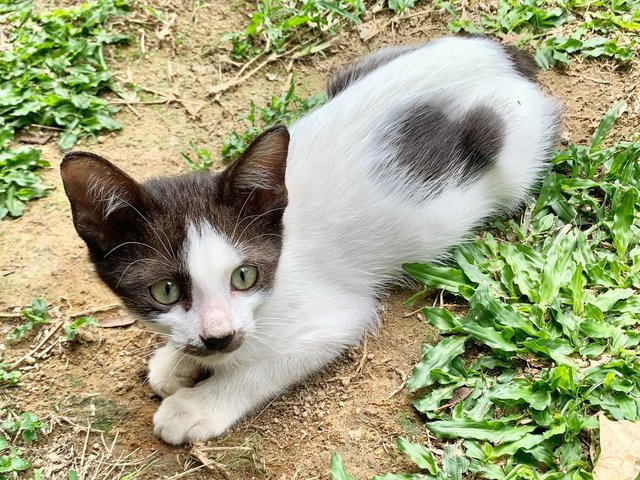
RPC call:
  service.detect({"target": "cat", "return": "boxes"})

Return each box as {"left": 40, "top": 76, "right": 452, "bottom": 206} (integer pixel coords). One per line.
{"left": 60, "top": 36, "right": 561, "bottom": 445}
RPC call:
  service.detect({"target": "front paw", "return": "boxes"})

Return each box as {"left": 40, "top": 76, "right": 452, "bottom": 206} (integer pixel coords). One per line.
{"left": 153, "top": 390, "right": 231, "bottom": 445}
{"left": 148, "top": 345, "right": 198, "bottom": 398}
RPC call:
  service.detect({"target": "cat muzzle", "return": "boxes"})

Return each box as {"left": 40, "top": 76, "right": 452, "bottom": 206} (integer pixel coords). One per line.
{"left": 187, "top": 331, "right": 245, "bottom": 356}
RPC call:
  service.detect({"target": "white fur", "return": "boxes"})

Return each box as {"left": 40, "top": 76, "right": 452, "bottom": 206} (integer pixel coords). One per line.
{"left": 151, "top": 36, "right": 561, "bottom": 444}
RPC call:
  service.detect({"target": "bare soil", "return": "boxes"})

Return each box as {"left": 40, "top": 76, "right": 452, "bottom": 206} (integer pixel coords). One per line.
{"left": 1, "top": 1, "right": 638, "bottom": 479}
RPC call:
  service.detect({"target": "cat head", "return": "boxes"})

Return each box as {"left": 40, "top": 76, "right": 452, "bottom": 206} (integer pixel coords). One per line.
{"left": 60, "top": 126, "right": 289, "bottom": 357}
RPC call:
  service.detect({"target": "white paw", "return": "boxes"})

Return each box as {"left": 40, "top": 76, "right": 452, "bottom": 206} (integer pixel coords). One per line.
{"left": 148, "top": 344, "right": 198, "bottom": 398}
{"left": 153, "top": 390, "right": 230, "bottom": 445}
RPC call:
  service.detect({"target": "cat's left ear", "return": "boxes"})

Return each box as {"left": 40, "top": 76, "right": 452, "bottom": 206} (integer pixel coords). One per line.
{"left": 221, "top": 125, "right": 289, "bottom": 223}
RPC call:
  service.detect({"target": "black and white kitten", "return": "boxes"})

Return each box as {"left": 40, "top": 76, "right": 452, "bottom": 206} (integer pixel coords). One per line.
{"left": 61, "top": 36, "right": 561, "bottom": 444}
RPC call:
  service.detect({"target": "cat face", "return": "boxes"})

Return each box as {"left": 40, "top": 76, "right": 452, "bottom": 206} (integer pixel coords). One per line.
{"left": 61, "top": 127, "right": 290, "bottom": 357}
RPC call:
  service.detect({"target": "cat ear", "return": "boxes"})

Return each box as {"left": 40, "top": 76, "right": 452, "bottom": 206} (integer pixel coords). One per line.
{"left": 60, "top": 152, "right": 146, "bottom": 253}
{"left": 221, "top": 125, "right": 289, "bottom": 223}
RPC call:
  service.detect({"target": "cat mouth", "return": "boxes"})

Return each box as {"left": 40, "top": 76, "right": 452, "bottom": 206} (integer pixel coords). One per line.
{"left": 185, "top": 330, "right": 245, "bottom": 356}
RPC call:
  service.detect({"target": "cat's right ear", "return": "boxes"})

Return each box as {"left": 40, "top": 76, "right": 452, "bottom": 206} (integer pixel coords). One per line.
{"left": 60, "top": 152, "right": 146, "bottom": 253}
{"left": 221, "top": 125, "right": 289, "bottom": 224}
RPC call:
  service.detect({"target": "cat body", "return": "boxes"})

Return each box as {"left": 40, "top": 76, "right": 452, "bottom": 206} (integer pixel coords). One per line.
{"left": 61, "top": 36, "right": 561, "bottom": 444}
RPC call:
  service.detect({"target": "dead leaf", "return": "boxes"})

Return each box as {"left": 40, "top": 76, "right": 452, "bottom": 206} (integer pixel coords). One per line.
{"left": 593, "top": 412, "right": 640, "bottom": 480}
{"left": 98, "top": 315, "right": 135, "bottom": 328}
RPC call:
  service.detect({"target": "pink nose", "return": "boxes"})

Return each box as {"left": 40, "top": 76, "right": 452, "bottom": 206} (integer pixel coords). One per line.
{"left": 199, "top": 306, "right": 234, "bottom": 339}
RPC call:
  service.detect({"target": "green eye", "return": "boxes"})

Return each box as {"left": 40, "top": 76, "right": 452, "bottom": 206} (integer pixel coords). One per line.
{"left": 231, "top": 265, "right": 258, "bottom": 291}
{"left": 150, "top": 279, "right": 181, "bottom": 305}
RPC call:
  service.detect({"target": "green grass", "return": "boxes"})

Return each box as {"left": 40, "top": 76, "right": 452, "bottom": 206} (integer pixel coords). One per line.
{"left": 221, "top": 79, "right": 325, "bottom": 163}
{"left": 0, "top": 148, "right": 50, "bottom": 220}
{"left": 64, "top": 316, "right": 99, "bottom": 342}
{"left": 0, "top": 0, "right": 131, "bottom": 220}
{"left": 437, "top": 0, "right": 639, "bottom": 68}
{"left": 224, "top": 0, "right": 366, "bottom": 61}
{"left": 0, "top": 410, "right": 45, "bottom": 479}
{"left": 181, "top": 79, "right": 325, "bottom": 169}
{"left": 6, "top": 298, "right": 50, "bottom": 343}
{"left": 331, "top": 104, "right": 640, "bottom": 478}
{"left": 223, "top": 0, "right": 422, "bottom": 62}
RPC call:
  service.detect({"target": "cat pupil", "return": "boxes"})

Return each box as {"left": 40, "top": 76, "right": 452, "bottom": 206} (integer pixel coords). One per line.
{"left": 239, "top": 270, "right": 246, "bottom": 282}
{"left": 165, "top": 283, "right": 172, "bottom": 295}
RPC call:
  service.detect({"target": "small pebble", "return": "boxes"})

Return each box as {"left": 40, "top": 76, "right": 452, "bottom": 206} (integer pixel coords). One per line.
{"left": 24, "top": 356, "right": 36, "bottom": 365}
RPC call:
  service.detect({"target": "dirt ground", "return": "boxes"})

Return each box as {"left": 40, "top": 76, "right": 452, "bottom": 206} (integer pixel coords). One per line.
{"left": 1, "top": 1, "right": 639, "bottom": 479}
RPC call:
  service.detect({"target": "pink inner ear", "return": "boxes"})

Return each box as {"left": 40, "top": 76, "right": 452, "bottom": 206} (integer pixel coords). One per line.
{"left": 198, "top": 305, "right": 234, "bottom": 339}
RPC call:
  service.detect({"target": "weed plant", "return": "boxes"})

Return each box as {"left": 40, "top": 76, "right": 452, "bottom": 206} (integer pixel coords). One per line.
{"left": 331, "top": 104, "right": 640, "bottom": 479}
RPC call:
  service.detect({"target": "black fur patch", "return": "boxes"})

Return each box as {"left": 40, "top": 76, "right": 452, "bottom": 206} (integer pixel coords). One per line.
{"left": 382, "top": 102, "right": 505, "bottom": 190}
{"left": 502, "top": 44, "right": 538, "bottom": 81}
{"left": 327, "top": 45, "right": 418, "bottom": 98}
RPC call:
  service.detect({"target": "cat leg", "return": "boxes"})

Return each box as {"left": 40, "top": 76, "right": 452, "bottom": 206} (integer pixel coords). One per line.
{"left": 148, "top": 343, "right": 201, "bottom": 398}
{"left": 152, "top": 349, "right": 344, "bottom": 444}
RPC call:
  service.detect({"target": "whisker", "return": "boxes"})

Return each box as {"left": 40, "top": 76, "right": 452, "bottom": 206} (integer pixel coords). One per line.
{"left": 115, "top": 258, "right": 172, "bottom": 288}
{"left": 117, "top": 199, "right": 176, "bottom": 261}
{"left": 104, "top": 241, "right": 171, "bottom": 265}
{"left": 237, "top": 206, "right": 286, "bottom": 242}
{"left": 231, "top": 185, "right": 261, "bottom": 239}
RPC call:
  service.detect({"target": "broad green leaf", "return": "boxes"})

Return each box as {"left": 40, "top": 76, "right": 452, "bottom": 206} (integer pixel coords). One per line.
{"left": 590, "top": 100, "right": 625, "bottom": 148}
{"left": 397, "top": 437, "right": 438, "bottom": 474}
{"left": 426, "top": 419, "right": 535, "bottom": 443}
{"left": 492, "top": 434, "right": 548, "bottom": 458}
{"left": 403, "top": 263, "right": 472, "bottom": 294}
{"left": 611, "top": 189, "right": 636, "bottom": 256}
{"left": 329, "top": 453, "right": 354, "bottom": 480}
{"left": 408, "top": 336, "right": 467, "bottom": 391}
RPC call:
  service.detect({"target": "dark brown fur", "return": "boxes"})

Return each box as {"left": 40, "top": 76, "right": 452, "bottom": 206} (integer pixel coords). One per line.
{"left": 327, "top": 44, "right": 418, "bottom": 98}
{"left": 380, "top": 102, "right": 504, "bottom": 191}
{"left": 501, "top": 44, "right": 539, "bottom": 81}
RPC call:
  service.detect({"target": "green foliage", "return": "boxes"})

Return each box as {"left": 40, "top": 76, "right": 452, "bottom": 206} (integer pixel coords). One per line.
{"left": 224, "top": 0, "right": 366, "bottom": 61}
{"left": 64, "top": 316, "right": 100, "bottom": 342}
{"left": 330, "top": 453, "right": 354, "bottom": 480}
{"left": 0, "top": 0, "right": 131, "bottom": 219}
{"left": 220, "top": 80, "right": 326, "bottom": 163}
{"left": 436, "top": 0, "right": 639, "bottom": 68}
{"left": 0, "top": 445, "right": 31, "bottom": 479}
{"left": 0, "top": 0, "right": 130, "bottom": 150}
{"left": 0, "top": 410, "right": 45, "bottom": 478}
{"left": 180, "top": 142, "right": 215, "bottom": 171}
{"left": 6, "top": 298, "right": 49, "bottom": 342}
{"left": 375, "top": 103, "right": 640, "bottom": 478}
{"left": 0, "top": 148, "right": 50, "bottom": 220}
{"left": 387, "top": 0, "right": 418, "bottom": 14}
{"left": 1, "top": 412, "right": 45, "bottom": 443}
{"left": 0, "top": 365, "right": 21, "bottom": 388}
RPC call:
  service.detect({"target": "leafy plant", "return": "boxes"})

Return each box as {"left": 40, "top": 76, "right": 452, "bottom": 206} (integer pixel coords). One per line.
{"left": 180, "top": 142, "right": 215, "bottom": 171}
{"left": 0, "top": 0, "right": 131, "bottom": 219}
{"left": 387, "top": 0, "right": 418, "bottom": 14}
{"left": 7, "top": 298, "right": 49, "bottom": 342}
{"left": 0, "top": 148, "right": 51, "bottom": 220}
{"left": 0, "top": 445, "right": 30, "bottom": 479}
{"left": 224, "top": 0, "right": 366, "bottom": 61}
{"left": 0, "top": 0, "right": 130, "bottom": 149}
{"left": 329, "top": 453, "right": 354, "bottom": 480}
{"left": 0, "top": 410, "right": 45, "bottom": 479}
{"left": 436, "top": 0, "right": 639, "bottom": 68}
{"left": 0, "top": 365, "right": 21, "bottom": 388}
{"left": 1, "top": 412, "right": 45, "bottom": 443}
{"left": 336, "top": 104, "right": 640, "bottom": 477}
{"left": 221, "top": 80, "right": 326, "bottom": 163}
{"left": 64, "top": 316, "right": 100, "bottom": 342}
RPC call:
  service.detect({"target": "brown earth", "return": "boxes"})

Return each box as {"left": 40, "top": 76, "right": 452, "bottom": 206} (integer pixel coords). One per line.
{"left": 1, "top": 1, "right": 639, "bottom": 479}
